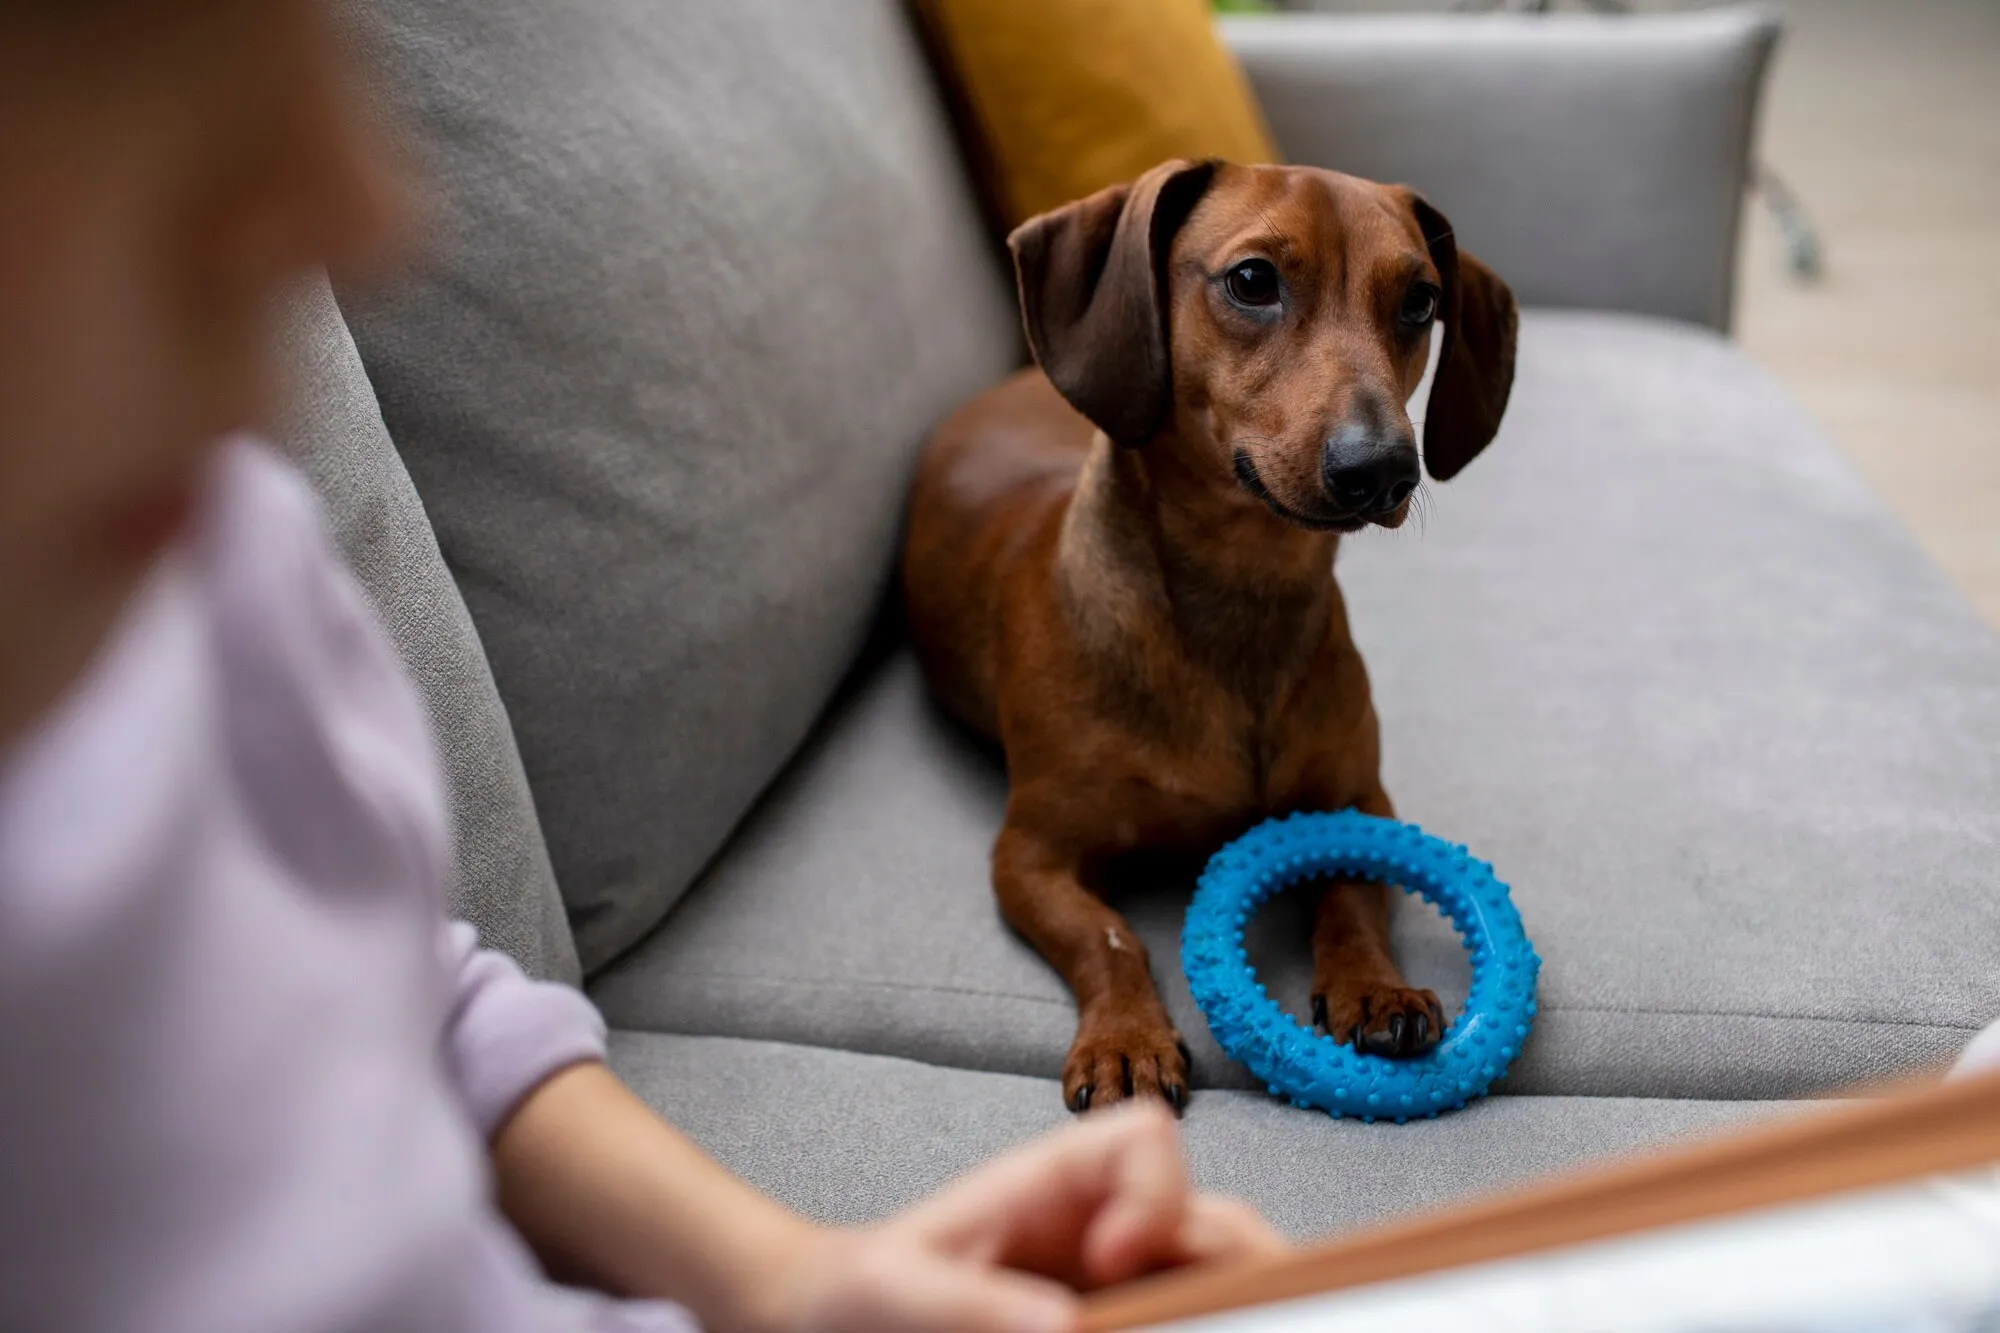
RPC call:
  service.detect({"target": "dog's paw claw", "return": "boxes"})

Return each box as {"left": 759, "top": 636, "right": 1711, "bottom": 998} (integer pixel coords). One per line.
{"left": 1063, "top": 1018, "right": 1190, "bottom": 1113}
{"left": 1320, "top": 985, "right": 1443, "bottom": 1058}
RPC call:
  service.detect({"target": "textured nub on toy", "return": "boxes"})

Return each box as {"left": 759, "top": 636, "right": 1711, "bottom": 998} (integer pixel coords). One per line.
{"left": 1182, "top": 810, "right": 1539, "bottom": 1122}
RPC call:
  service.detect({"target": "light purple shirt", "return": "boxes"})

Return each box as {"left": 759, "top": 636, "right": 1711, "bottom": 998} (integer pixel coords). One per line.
{"left": 0, "top": 439, "right": 695, "bottom": 1333}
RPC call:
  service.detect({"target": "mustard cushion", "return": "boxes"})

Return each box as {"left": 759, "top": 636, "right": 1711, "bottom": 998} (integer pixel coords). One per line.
{"left": 912, "top": 0, "right": 1278, "bottom": 229}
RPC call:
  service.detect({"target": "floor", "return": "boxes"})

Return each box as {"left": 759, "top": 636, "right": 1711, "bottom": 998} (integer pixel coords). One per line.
{"left": 1732, "top": 0, "right": 2000, "bottom": 629}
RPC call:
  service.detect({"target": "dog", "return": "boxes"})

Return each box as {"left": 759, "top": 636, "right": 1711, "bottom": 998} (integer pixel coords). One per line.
{"left": 902, "top": 159, "right": 1517, "bottom": 1113}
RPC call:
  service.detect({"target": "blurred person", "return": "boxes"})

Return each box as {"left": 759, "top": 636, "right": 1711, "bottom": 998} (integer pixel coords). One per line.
{"left": 0, "top": 4, "right": 1284, "bottom": 1331}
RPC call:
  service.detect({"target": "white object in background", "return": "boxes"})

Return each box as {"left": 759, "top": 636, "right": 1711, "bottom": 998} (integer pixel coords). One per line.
{"left": 1139, "top": 1173, "right": 2000, "bottom": 1333}
{"left": 1950, "top": 1014, "right": 2000, "bottom": 1080}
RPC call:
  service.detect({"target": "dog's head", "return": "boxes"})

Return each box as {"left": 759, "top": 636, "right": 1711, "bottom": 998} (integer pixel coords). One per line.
{"left": 1009, "top": 160, "right": 1517, "bottom": 532}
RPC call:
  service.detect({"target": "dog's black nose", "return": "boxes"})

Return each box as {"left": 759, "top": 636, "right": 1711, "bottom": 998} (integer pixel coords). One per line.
{"left": 1322, "top": 424, "right": 1420, "bottom": 513}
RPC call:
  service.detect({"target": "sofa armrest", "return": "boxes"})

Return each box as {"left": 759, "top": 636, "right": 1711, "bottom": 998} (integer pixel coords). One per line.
{"left": 1221, "top": 7, "right": 1779, "bottom": 332}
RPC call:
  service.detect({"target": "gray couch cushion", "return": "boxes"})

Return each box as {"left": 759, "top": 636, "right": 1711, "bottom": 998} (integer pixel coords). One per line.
{"left": 1224, "top": 7, "right": 1779, "bottom": 331}
{"left": 342, "top": 0, "right": 1021, "bottom": 970}
{"left": 593, "top": 310, "right": 2000, "bottom": 1099}
{"left": 276, "top": 276, "right": 579, "bottom": 983}
{"left": 608, "top": 1032, "right": 1795, "bottom": 1238}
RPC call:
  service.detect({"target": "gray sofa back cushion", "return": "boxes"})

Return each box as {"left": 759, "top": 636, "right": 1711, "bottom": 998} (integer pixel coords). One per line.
{"left": 1225, "top": 7, "right": 1779, "bottom": 331}
{"left": 277, "top": 277, "right": 580, "bottom": 983}
{"left": 343, "top": 1, "right": 1021, "bottom": 970}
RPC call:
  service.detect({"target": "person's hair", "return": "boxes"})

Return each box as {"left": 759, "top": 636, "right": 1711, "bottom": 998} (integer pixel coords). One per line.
{"left": 0, "top": 2, "right": 261, "bottom": 86}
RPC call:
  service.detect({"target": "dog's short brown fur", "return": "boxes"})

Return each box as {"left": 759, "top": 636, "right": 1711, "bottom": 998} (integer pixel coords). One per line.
{"left": 902, "top": 160, "right": 1518, "bottom": 1113}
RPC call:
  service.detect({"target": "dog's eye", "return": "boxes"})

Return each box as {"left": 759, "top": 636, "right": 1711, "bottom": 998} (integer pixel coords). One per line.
{"left": 1400, "top": 282, "right": 1441, "bottom": 328}
{"left": 1224, "top": 259, "right": 1281, "bottom": 309}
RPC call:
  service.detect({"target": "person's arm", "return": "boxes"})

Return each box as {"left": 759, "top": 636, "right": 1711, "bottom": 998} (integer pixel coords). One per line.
{"left": 431, "top": 914, "right": 1282, "bottom": 1332}
{"left": 437, "top": 920, "right": 609, "bottom": 1137}
{"left": 489, "top": 1062, "right": 823, "bottom": 1332}
{"left": 492, "top": 1063, "right": 1286, "bottom": 1333}
{"left": 433, "top": 925, "right": 817, "bottom": 1324}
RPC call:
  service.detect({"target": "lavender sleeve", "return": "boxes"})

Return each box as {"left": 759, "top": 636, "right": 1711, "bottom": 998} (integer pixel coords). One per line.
{"left": 442, "top": 920, "right": 610, "bottom": 1138}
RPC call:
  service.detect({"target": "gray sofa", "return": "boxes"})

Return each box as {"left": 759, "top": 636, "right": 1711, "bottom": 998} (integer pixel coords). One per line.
{"left": 283, "top": 3, "right": 2000, "bottom": 1240}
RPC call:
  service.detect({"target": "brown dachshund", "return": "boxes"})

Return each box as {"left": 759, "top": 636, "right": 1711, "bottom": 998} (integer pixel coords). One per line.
{"left": 902, "top": 159, "right": 1517, "bottom": 1113}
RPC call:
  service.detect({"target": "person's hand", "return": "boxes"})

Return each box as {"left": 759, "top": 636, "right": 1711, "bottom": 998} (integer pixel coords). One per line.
{"left": 771, "top": 1101, "right": 1286, "bottom": 1333}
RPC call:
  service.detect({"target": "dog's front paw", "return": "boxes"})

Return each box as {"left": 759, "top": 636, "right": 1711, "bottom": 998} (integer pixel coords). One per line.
{"left": 1063, "top": 1009, "right": 1191, "bottom": 1116}
{"left": 1313, "top": 985, "right": 1445, "bottom": 1058}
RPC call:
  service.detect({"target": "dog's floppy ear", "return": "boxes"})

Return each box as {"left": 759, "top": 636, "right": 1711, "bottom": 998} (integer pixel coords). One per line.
{"left": 1007, "top": 159, "right": 1218, "bottom": 447}
{"left": 1408, "top": 193, "right": 1518, "bottom": 481}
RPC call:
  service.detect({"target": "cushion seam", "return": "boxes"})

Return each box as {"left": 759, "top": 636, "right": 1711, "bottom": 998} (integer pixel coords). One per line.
{"left": 597, "top": 972, "right": 1073, "bottom": 1008}
{"left": 603, "top": 1028, "right": 1837, "bottom": 1104}
{"left": 601, "top": 975, "right": 1982, "bottom": 1032}
{"left": 1548, "top": 1004, "right": 1981, "bottom": 1032}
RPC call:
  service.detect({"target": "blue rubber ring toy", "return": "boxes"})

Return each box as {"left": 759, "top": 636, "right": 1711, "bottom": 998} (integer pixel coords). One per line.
{"left": 1183, "top": 811, "right": 1539, "bottom": 1123}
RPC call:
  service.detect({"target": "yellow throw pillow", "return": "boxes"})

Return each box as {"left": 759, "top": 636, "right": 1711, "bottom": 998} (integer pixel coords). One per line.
{"left": 912, "top": 0, "right": 1278, "bottom": 230}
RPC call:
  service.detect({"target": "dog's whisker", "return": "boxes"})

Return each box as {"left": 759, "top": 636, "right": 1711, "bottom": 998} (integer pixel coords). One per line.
{"left": 1252, "top": 201, "right": 1288, "bottom": 250}
{"left": 1406, "top": 481, "right": 1434, "bottom": 538}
